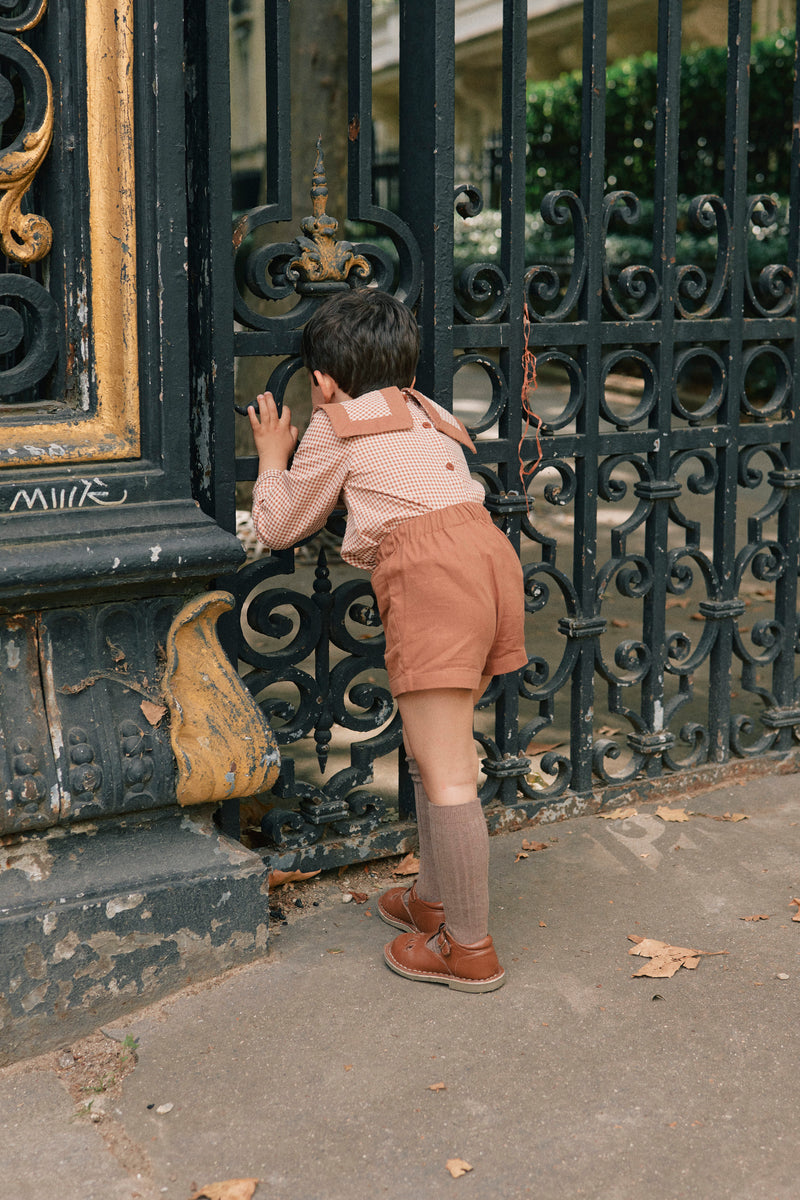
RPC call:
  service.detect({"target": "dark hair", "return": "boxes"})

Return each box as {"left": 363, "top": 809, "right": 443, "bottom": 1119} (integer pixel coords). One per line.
{"left": 301, "top": 289, "right": 419, "bottom": 398}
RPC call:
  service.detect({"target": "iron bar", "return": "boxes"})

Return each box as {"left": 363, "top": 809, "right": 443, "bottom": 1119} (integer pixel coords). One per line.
{"left": 215, "top": 0, "right": 800, "bottom": 867}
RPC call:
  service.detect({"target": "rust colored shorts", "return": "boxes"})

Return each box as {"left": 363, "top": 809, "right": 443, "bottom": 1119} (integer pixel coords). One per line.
{"left": 371, "top": 502, "right": 528, "bottom": 697}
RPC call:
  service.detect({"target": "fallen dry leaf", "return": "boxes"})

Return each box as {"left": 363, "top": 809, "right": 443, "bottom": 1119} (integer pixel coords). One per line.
{"left": 627, "top": 934, "right": 727, "bottom": 978}
{"left": 740, "top": 914, "right": 770, "bottom": 921}
{"left": 239, "top": 797, "right": 271, "bottom": 829}
{"left": 428, "top": 1082, "right": 446, "bottom": 1092}
{"left": 190, "top": 1180, "right": 259, "bottom": 1200}
{"left": 392, "top": 852, "right": 420, "bottom": 876}
{"left": 268, "top": 869, "right": 321, "bottom": 889}
{"left": 522, "top": 839, "right": 548, "bottom": 852}
{"left": 694, "top": 811, "right": 748, "bottom": 822}
{"left": 791, "top": 898, "right": 800, "bottom": 922}
{"left": 445, "top": 1159, "right": 473, "bottom": 1179}
{"left": 599, "top": 806, "right": 638, "bottom": 820}
{"left": 350, "top": 890, "right": 368, "bottom": 904}
{"left": 140, "top": 699, "right": 167, "bottom": 725}
{"left": 597, "top": 725, "right": 620, "bottom": 736}
{"left": 656, "top": 806, "right": 690, "bottom": 823}
{"left": 515, "top": 852, "right": 529, "bottom": 862}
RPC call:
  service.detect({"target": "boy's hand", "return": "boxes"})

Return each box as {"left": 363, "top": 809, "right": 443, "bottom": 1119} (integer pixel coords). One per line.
{"left": 248, "top": 392, "right": 299, "bottom": 472}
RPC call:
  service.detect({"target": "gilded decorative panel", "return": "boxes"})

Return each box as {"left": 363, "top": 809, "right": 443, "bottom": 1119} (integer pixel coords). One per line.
{"left": 0, "top": 0, "right": 140, "bottom": 466}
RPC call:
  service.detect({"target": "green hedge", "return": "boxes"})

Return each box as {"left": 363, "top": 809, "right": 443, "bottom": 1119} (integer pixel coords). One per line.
{"left": 526, "top": 30, "right": 796, "bottom": 212}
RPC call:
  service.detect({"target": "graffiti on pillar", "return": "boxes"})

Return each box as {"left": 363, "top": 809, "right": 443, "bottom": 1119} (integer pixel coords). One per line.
{"left": 6, "top": 478, "right": 129, "bottom": 511}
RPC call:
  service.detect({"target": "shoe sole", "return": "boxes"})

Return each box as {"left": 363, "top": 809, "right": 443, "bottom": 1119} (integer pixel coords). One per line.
{"left": 377, "top": 902, "right": 443, "bottom": 935}
{"left": 377, "top": 903, "right": 415, "bottom": 932}
{"left": 383, "top": 946, "right": 506, "bottom": 993}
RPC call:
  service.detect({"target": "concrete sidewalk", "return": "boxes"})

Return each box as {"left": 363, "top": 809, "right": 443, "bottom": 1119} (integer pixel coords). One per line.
{"left": 3, "top": 773, "right": 800, "bottom": 1200}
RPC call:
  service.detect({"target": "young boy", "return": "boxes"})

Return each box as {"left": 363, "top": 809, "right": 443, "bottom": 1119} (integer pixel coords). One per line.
{"left": 248, "top": 289, "right": 527, "bottom": 992}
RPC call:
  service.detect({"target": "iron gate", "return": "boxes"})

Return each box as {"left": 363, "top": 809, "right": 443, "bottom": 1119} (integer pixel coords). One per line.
{"left": 189, "top": 0, "right": 800, "bottom": 868}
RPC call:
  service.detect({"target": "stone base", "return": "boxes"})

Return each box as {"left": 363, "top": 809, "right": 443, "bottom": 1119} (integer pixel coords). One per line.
{"left": 0, "top": 807, "right": 270, "bottom": 1066}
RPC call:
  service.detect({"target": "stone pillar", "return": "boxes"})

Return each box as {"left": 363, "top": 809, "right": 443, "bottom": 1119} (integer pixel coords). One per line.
{"left": 0, "top": 0, "right": 278, "bottom": 1065}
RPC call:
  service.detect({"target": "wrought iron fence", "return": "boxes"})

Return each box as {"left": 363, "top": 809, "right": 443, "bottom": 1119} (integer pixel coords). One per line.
{"left": 210, "top": 0, "right": 800, "bottom": 867}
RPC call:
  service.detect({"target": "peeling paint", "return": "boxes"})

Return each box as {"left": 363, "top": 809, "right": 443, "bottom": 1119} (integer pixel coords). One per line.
{"left": 106, "top": 892, "right": 144, "bottom": 919}
{"left": 0, "top": 996, "right": 13, "bottom": 1031}
{"left": 1, "top": 845, "right": 53, "bottom": 881}
{"left": 1, "top": 815, "right": 272, "bottom": 1065}
{"left": 53, "top": 931, "right": 80, "bottom": 962}
{"left": 20, "top": 983, "right": 49, "bottom": 1013}
{"left": 180, "top": 813, "right": 213, "bottom": 837}
{"left": 74, "top": 930, "right": 164, "bottom": 980}
{"left": 229, "top": 931, "right": 255, "bottom": 951}
{"left": 24, "top": 943, "right": 47, "bottom": 980}
{"left": 5, "top": 638, "right": 20, "bottom": 670}
{"left": 653, "top": 700, "right": 664, "bottom": 732}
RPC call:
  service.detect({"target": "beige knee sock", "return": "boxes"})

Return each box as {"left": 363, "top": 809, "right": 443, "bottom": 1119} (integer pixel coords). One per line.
{"left": 407, "top": 756, "right": 441, "bottom": 903}
{"left": 427, "top": 798, "right": 490, "bottom": 945}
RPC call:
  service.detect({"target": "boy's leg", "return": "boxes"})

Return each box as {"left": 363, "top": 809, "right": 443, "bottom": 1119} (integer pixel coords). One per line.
{"left": 396, "top": 683, "right": 492, "bottom": 947}
{"left": 404, "top": 747, "right": 440, "bottom": 902}
{"left": 376, "top": 742, "right": 446, "bottom": 934}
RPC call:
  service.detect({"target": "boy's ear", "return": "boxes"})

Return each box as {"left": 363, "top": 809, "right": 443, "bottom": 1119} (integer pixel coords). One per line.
{"left": 313, "top": 371, "right": 338, "bottom": 403}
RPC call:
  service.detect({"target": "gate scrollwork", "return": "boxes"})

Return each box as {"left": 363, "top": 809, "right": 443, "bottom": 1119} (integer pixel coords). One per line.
{"left": 222, "top": 0, "right": 800, "bottom": 866}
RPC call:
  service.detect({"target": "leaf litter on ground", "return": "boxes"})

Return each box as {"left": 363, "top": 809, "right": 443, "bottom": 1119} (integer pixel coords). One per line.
{"left": 392, "top": 852, "right": 420, "bottom": 876}
{"left": 268, "top": 869, "right": 321, "bottom": 889}
{"left": 599, "top": 806, "right": 749, "bottom": 823}
{"left": 189, "top": 1181, "right": 259, "bottom": 1200}
{"left": 627, "top": 934, "right": 728, "bottom": 978}
{"left": 656, "top": 806, "right": 691, "bottom": 822}
{"left": 446, "top": 1159, "right": 473, "bottom": 1178}
{"left": 693, "top": 811, "right": 748, "bottom": 822}
{"left": 515, "top": 838, "right": 549, "bottom": 861}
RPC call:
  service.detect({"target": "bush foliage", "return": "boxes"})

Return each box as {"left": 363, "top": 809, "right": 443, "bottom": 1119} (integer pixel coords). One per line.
{"left": 525, "top": 31, "right": 795, "bottom": 211}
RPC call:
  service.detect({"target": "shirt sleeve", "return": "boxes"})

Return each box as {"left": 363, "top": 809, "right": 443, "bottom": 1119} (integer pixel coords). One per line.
{"left": 251, "top": 412, "right": 350, "bottom": 549}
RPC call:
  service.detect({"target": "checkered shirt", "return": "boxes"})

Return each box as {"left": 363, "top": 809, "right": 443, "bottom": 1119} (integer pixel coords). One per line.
{"left": 251, "top": 388, "right": 485, "bottom": 572}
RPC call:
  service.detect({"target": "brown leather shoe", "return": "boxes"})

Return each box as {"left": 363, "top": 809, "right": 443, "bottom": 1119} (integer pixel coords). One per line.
{"left": 377, "top": 884, "right": 445, "bottom": 934}
{"left": 384, "top": 925, "right": 505, "bottom": 992}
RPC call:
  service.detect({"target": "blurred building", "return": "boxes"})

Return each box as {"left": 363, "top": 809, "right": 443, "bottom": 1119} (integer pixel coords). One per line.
{"left": 230, "top": 0, "right": 793, "bottom": 213}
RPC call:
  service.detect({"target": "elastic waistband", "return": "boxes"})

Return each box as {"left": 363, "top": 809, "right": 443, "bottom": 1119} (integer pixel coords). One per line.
{"left": 376, "top": 502, "right": 489, "bottom": 565}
